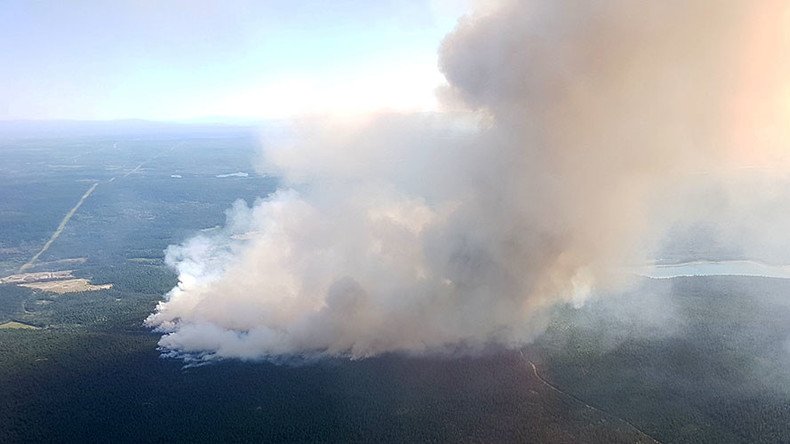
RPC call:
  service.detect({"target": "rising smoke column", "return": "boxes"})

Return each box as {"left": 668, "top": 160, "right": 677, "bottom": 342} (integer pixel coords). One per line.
{"left": 146, "top": 0, "right": 790, "bottom": 361}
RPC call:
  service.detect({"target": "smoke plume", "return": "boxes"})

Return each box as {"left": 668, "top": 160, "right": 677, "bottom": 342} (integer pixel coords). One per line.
{"left": 146, "top": 0, "right": 790, "bottom": 360}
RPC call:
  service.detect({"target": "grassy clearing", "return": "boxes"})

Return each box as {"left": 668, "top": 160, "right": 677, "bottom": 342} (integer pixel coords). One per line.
{"left": 19, "top": 279, "right": 112, "bottom": 294}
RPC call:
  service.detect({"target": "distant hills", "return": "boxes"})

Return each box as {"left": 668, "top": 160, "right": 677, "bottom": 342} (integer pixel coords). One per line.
{"left": 0, "top": 119, "right": 285, "bottom": 139}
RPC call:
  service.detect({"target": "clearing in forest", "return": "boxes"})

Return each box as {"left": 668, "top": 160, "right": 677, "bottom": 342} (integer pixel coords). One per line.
{"left": 0, "top": 321, "right": 39, "bottom": 330}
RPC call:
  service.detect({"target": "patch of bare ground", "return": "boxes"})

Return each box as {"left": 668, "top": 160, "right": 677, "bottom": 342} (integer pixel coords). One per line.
{"left": 0, "top": 321, "right": 39, "bottom": 329}
{"left": 1, "top": 270, "right": 73, "bottom": 284}
{"left": 20, "top": 279, "right": 112, "bottom": 294}
{"left": 1, "top": 270, "right": 112, "bottom": 294}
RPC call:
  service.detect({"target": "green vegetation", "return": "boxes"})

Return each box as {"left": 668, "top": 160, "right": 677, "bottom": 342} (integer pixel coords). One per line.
{"left": 0, "top": 327, "right": 650, "bottom": 443}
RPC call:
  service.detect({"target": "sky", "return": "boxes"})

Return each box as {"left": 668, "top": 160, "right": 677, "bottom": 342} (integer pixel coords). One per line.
{"left": 0, "top": 0, "right": 469, "bottom": 121}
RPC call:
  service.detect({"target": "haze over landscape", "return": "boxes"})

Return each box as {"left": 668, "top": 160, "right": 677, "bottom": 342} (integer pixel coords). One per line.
{"left": 146, "top": 0, "right": 790, "bottom": 360}
{"left": 2, "top": 1, "right": 790, "bottom": 442}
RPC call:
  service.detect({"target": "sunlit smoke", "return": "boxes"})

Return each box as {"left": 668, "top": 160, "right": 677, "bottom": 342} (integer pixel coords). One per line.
{"left": 146, "top": 0, "right": 790, "bottom": 361}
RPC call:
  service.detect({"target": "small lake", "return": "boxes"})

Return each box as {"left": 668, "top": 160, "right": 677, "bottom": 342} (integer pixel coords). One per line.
{"left": 635, "top": 260, "right": 790, "bottom": 279}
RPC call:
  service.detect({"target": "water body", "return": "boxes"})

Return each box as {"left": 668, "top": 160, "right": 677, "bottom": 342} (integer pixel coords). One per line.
{"left": 635, "top": 260, "right": 790, "bottom": 279}
{"left": 216, "top": 172, "right": 248, "bottom": 178}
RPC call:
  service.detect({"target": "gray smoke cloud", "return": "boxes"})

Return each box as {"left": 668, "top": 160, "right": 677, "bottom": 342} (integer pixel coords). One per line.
{"left": 146, "top": 0, "right": 790, "bottom": 361}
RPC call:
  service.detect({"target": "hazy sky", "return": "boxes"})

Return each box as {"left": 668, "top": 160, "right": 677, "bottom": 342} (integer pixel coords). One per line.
{"left": 0, "top": 0, "right": 468, "bottom": 121}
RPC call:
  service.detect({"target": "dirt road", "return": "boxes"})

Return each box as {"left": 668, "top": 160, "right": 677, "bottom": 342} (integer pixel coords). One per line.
{"left": 519, "top": 350, "right": 661, "bottom": 444}
{"left": 19, "top": 182, "right": 99, "bottom": 272}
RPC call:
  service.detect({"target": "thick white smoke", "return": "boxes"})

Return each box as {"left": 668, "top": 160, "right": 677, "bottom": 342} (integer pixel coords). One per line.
{"left": 146, "top": 0, "right": 790, "bottom": 360}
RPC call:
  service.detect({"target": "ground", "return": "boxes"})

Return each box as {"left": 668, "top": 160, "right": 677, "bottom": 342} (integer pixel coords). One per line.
{"left": 0, "top": 321, "right": 38, "bottom": 330}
